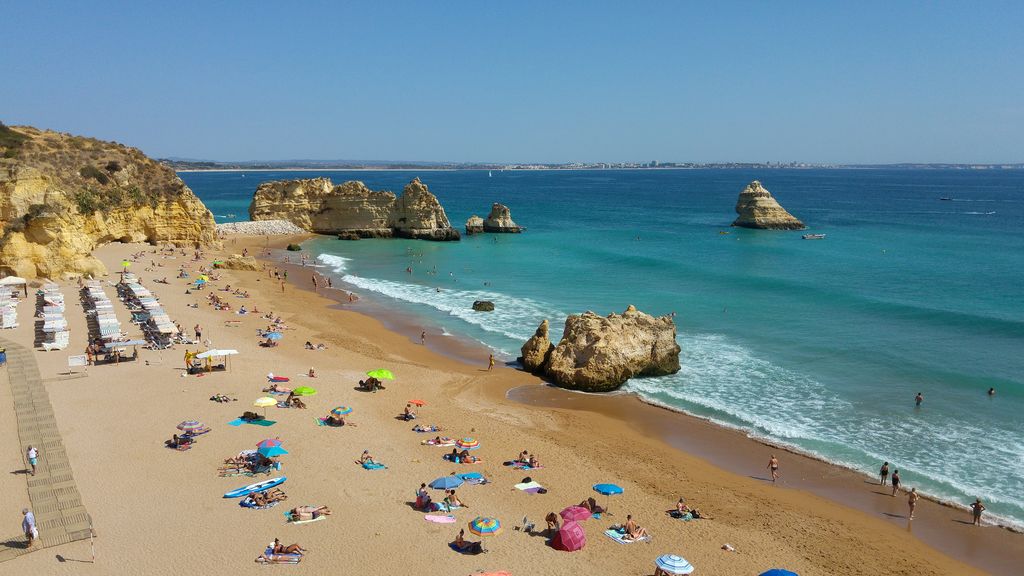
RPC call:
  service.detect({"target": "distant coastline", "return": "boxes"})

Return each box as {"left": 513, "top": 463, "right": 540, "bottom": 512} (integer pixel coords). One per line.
{"left": 170, "top": 163, "right": 1024, "bottom": 172}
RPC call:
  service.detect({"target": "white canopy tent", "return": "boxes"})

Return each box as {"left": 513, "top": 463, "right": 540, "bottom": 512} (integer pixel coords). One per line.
{"left": 0, "top": 276, "right": 28, "bottom": 297}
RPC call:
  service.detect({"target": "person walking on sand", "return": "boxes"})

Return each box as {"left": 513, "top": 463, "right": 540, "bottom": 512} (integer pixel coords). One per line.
{"left": 420, "top": 331, "right": 426, "bottom": 345}
{"left": 26, "top": 446, "right": 38, "bottom": 476}
{"left": 908, "top": 488, "right": 919, "bottom": 519}
{"left": 312, "top": 274, "right": 318, "bottom": 292}
{"left": 915, "top": 392, "right": 924, "bottom": 407}
{"left": 487, "top": 354, "right": 495, "bottom": 371}
{"left": 891, "top": 469, "right": 901, "bottom": 496}
{"left": 183, "top": 349, "right": 191, "bottom": 370}
{"left": 971, "top": 498, "right": 985, "bottom": 526}
{"left": 194, "top": 324, "right": 202, "bottom": 342}
{"left": 767, "top": 455, "right": 779, "bottom": 483}
{"left": 879, "top": 461, "right": 890, "bottom": 485}
{"left": 22, "top": 508, "right": 37, "bottom": 547}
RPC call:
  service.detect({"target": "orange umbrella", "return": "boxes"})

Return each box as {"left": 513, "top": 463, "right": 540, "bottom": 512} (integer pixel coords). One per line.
{"left": 408, "top": 399, "right": 427, "bottom": 406}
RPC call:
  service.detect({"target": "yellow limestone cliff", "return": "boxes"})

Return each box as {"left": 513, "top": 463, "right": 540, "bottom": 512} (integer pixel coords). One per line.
{"left": 0, "top": 124, "right": 217, "bottom": 279}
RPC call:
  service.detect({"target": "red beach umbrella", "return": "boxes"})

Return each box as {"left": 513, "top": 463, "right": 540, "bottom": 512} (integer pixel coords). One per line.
{"left": 552, "top": 521, "right": 586, "bottom": 552}
{"left": 559, "top": 505, "right": 591, "bottom": 522}
{"left": 408, "top": 399, "right": 427, "bottom": 406}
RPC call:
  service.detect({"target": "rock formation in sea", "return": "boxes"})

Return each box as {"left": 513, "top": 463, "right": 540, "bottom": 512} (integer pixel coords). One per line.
{"left": 520, "top": 306, "right": 681, "bottom": 392}
{"left": 472, "top": 300, "right": 495, "bottom": 312}
{"left": 731, "top": 180, "right": 805, "bottom": 230}
{"left": 482, "top": 203, "right": 523, "bottom": 233}
{"left": 0, "top": 124, "right": 217, "bottom": 279}
{"left": 250, "top": 177, "right": 459, "bottom": 241}
{"left": 465, "top": 215, "right": 484, "bottom": 235}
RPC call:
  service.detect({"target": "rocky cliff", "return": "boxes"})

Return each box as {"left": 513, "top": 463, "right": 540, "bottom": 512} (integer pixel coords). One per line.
{"left": 483, "top": 203, "right": 522, "bottom": 233}
{"left": 521, "top": 306, "right": 681, "bottom": 392}
{"left": 250, "top": 177, "right": 459, "bottom": 241}
{"left": 731, "top": 180, "right": 805, "bottom": 230}
{"left": 0, "top": 124, "right": 217, "bottom": 279}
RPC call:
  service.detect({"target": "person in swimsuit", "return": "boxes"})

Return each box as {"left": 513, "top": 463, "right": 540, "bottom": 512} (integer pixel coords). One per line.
{"left": 767, "top": 455, "right": 779, "bottom": 483}
{"left": 891, "top": 469, "right": 901, "bottom": 496}
{"left": 908, "top": 488, "right": 919, "bottom": 519}
{"left": 915, "top": 392, "right": 924, "bottom": 407}
{"left": 988, "top": 387, "right": 995, "bottom": 396}
{"left": 624, "top": 514, "right": 648, "bottom": 539}
{"left": 271, "top": 538, "right": 306, "bottom": 554}
{"left": 971, "top": 498, "right": 985, "bottom": 526}
{"left": 879, "top": 461, "right": 890, "bottom": 485}
{"left": 487, "top": 354, "right": 495, "bottom": 371}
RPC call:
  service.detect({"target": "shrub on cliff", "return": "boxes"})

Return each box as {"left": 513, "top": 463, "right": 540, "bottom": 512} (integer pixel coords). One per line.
{"left": 79, "top": 164, "right": 110, "bottom": 185}
{"left": 286, "top": 244, "right": 302, "bottom": 251}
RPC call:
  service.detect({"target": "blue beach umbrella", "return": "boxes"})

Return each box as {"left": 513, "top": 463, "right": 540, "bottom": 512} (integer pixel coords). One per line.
{"left": 456, "top": 472, "right": 483, "bottom": 480}
{"left": 655, "top": 554, "right": 694, "bottom": 575}
{"left": 194, "top": 278, "right": 206, "bottom": 285}
{"left": 429, "top": 475, "right": 464, "bottom": 490}
{"left": 760, "top": 571, "right": 799, "bottom": 576}
{"left": 592, "top": 483, "right": 623, "bottom": 495}
{"left": 265, "top": 332, "right": 283, "bottom": 340}
{"left": 258, "top": 445, "right": 289, "bottom": 457}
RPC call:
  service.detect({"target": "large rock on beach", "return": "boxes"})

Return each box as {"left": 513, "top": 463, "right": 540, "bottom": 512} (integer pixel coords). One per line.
{"left": 250, "top": 176, "right": 459, "bottom": 241}
{"left": 524, "top": 306, "right": 681, "bottom": 392}
{"left": 0, "top": 124, "right": 217, "bottom": 279}
{"left": 216, "top": 254, "right": 260, "bottom": 271}
{"left": 731, "top": 180, "right": 805, "bottom": 230}
{"left": 520, "top": 319, "right": 554, "bottom": 373}
{"left": 483, "top": 203, "right": 522, "bottom": 233}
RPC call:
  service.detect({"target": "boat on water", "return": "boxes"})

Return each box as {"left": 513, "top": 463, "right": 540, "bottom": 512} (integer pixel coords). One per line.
{"left": 939, "top": 197, "right": 952, "bottom": 201}
{"left": 802, "top": 233, "right": 826, "bottom": 240}
{"left": 488, "top": 170, "right": 492, "bottom": 177}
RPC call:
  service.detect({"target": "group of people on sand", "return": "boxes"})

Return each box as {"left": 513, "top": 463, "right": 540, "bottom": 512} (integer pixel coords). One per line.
{"left": 304, "top": 341, "right": 327, "bottom": 350}
{"left": 242, "top": 488, "right": 287, "bottom": 507}
{"left": 358, "top": 377, "right": 385, "bottom": 392}
{"left": 877, "top": 460, "right": 985, "bottom": 524}
{"left": 514, "top": 450, "right": 541, "bottom": 468}
{"left": 447, "top": 448, "right": 480, "bottom": 464}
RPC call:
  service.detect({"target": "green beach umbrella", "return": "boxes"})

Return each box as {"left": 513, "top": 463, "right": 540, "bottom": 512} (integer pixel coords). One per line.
{"left": 291, "top": 386, "right": 317, "bottom": 397}
{"left": 366, "top": 369, "right": 394, "bottom": 380}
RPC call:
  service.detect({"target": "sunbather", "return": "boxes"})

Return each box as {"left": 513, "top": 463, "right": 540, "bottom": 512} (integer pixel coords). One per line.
{"left": 517, "top": 450, "right": 529, "bottom": 464}
{"left": 307, "top": 367, "right": 316, "bottom": 378}
{"left": 452, "top": 529, "right": 483, "bottom": 554}
{"left": 402, "top": 404, "right": 417, "bottom": 421}
{"left": 263, "top": 383, "right": 291, "bottom": 393}
{"left": 289, "top": 397, "right": 307, "bottom": 409}
{"left": 413, "top": 424, "right": 441, "bottom": 432}
{"left": 528, "top": 454, "right": 540, "bottom": 468}
{"left": 360, "top": 450, "right": 377, "bottom": 465}
{"left": 241, "top": 411, "right": 264, "bottom": 421}
{"left": 545, "top": 512, "right": 560, "bottom": 534}
{"left": 210, "top": 393, "right": 236, "bottom": 402}
{"left": 324, "top": 414, "right": 353, "bottom": 426}
{"left": 459, "top": 450, "right": 479, "bottom": 464}
{"left": 416, "top": 483, "right": 432, "bottom": 510}
{"left": 624, "top": 514, "right": 648, "bottom": 539}
{"left": 271, "top": 538, "right": 306, "bottom": 554}
{"left": 580, "top": 497, "right": 606, "bottom": 514}
{"left": 445, "top": 490, "right": 467, "bottom": 509}
{"left": 166, "top": 434, "right": 192, "bottom": 449}
{"left": 289, "top": 505, "right": 331, "bottom": 521}
{"left": 245, "top": 489, "right": 287, "bottom": 507}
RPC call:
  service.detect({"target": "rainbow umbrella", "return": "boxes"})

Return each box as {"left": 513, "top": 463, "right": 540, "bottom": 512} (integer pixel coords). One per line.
{"left": 656, "top": 555, "right": 694, "bottom": 575}
{"left": 366, "top": 369, "right": 394, "bottom": 380}
{"left": 456, "top": 437, "right": 479, "bottom": 450}
{"left": 256, "top": 438, "right": 282, "bottom": 449}
{"left": 258, "top": 445, "right": 288, "bottom": 457}
{"left": 331, "top": 406, "right": 353, "bottom": 416}
{"left": 291, "top": 386, "right": 317, "bottom": 396}
{"left": 468, "top": 516, "right": 502, "bottom": 536}
{"left": 176, "top": 420, "right": 205, "bottom": 433}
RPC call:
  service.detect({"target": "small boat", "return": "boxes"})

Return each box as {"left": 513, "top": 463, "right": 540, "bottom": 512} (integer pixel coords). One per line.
{"left": 719, "top": 231, "right": 731, "bottom": 235}
{"left": 802, "top": 233, "right": 826, "bottom": 240}
{"left": 488, "top": 170, "right": 492, "bottom": 177}
{"left": 939, "top": 197, "right": 952, "bottom": 201}
{"left": 224, "top": 476, "right": 286, "bottom": 498}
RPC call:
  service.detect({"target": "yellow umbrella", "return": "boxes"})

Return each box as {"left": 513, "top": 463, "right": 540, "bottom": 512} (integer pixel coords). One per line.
{"left": 254, "top": 396, "right": 277, "bottom": 416}
{"left": 199, "top": 274, "right": 209, "bottom": 281}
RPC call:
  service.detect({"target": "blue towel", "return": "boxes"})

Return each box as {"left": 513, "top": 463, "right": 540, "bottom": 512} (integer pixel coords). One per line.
{"left": 228, "top": 418, "right": 244, "bottom": 426}
{"left": 362, "top": 462, "right": 386, "bottom": 470}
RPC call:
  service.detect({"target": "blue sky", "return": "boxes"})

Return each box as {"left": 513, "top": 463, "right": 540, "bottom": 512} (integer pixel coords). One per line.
{"left": 2, "top": 2, "right": 1022, "bottom": 163}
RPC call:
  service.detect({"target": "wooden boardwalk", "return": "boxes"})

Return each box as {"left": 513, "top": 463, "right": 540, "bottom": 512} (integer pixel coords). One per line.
{"left": 0, "top": 338, "right": 92, "bottom": 562}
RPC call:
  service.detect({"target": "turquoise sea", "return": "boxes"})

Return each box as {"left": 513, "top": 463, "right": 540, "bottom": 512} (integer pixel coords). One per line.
{"left": 181, "top": 168, "right": 1024, "bottom": 528}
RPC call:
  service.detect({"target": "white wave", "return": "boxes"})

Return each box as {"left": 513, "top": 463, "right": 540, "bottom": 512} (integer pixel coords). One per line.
{"left": 317, "top": 254, "right": 351, "bottom": 274}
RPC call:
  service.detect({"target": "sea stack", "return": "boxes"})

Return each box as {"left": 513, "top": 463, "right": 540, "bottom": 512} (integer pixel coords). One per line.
{"left": 465, "top": 215, "right": 484, "bottom": 235}
{"left": 520, "top": 306, "right": 681, "bottom": 393}
{"left": 731, "top": 180, "right": 805, "bottom": 230}
{"left": 483, "top": 203, "right": 523, "bottom": 233}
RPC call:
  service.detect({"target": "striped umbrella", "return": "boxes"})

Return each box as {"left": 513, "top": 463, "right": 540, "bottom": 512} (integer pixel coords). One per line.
{"left": 331, "top": 406, "right": 353, "bottom": 416}
{"left": 456, "top": 437, "right": 479, "bottom": 449}
{"left": 656, "top": 555, "right": 694, "bottom": 575}
{"left": 468, "top": 516, "right": 502, "bottom": 536}
{"left": 256, "top": 438, "right": 282, "bottom": 449}
{"left": 176, "top": 420, "right": 204, "bottom": 433}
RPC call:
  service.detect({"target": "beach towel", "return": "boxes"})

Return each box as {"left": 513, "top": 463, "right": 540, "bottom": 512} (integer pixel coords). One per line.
{"left": 268, "top": 376, "right": 290, "bottom": 382}
{"left": 285, "top": 510, "right": 327, "bottom": 525}
{"left": 511, "top": 462, "right": 543, "bottom": 470}
{"left": 361, "top": 462, "right": 386, "bottom": 470}
{"left": 424, "top": 514, "right": 457, "bottom": 524}
{"left": 240, "top": 500, "right": 279, "bottom": 510}
{"left": 242, "top": 419, "right": 276, "bottom": 427}
{"left": 257, "top": 548, "right": 302, "bottom": 564}
{"left": 449, "top": 542, "right": 484, "bottom": 555}
{"left": 513, "top": 481, "right": 544, "bottom": 494}
{"left": 422, "top": 439, "right": 455, "bottom": 447}
{"left": 603, "top": 528, "right": 650, "bottom": 544}
{"left": 266, "top": 390, "right": 290, "bottom": 395}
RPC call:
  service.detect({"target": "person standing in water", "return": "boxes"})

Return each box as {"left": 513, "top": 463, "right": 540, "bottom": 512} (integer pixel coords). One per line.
{"left": 971, "top": 498, "right": 985, "bottom": 526}
{"left": 908, "top": 488, "right": 919, "bottom": 519}
{"left": 915, "top": 392, "right": 924, "bottom": 407}
{"left": 767, "top": 455, "right": 779, "bottom": 483}
{"left": 891, "top": 469, "right": 901, "bottom": 496}
{"left": 879, "top": 461, "right": 890, "bottom": 485}
{"left": 988, "top": 387, "right": 995, "bottom": 396}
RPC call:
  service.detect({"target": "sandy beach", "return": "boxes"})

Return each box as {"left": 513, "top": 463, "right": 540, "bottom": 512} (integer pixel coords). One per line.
{"left": 2, "top": 234, "right": 1021, "bottom": 576}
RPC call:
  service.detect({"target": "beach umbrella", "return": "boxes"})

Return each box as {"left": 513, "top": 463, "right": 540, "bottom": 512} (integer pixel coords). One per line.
{"left": 559, "top": 506, "right": 591, "bottom": 522}
{"left": 366, "top": 369, "right": 394, "bottom": 380}
{"left": 593, "top": 483, "right": 623, "bottom": 495}
{"left": 254, "top": 396, "right": 277, "bottom": 416}
{"left": 121, "top": 260, "right": 131, "bottom": 268}
{"left": 176, "top": 420, "right": 204, "bottom": 433}
{"left": 552, "top": 521, "right": 586, "bottom": 552}
{"left": 256, "top": 438, "right": 282, "bottom": 449}
{"left": 656, "top": 554, "right": 695, "bottom": 575}
{"left": 291, "top": 386, "right": 317, "bottom": 396}
{"left": 759, "top": 571, "right": 799, "bottom": 576}
{"left": 194, "top": 278, "right": 206, "bottom": 285}
{"left": 258, "top": 445, "right": 289, "bottom": 457}
{"left": 468, "top": 516, "right": 502, "bottom": 537}
{"left": 265, "top": 332, "right": 283, "bottom": 340}
{"left": 456, "top": 472, "right": 483, "bottom": 480}
{"left": 408, "top": 399, "right": 426, "bottom": 406}
{"left": 429, "top": 475, "right": 464, "bottom": 490}
{"left": 199, "top": 274, "right": 209, "bottom": 281}
{"left": 456, "top": 437, "right": 479, "bottom": 449}
{"left": 331, "top": 406, "right": 353, "bottom": 416}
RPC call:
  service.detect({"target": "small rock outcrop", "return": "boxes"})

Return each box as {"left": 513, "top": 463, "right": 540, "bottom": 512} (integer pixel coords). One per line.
{"left": 250, "top": 177, "right": 459, "bottom": 241}
{"left": 465, "top": 215, "right": 484, "bottom": 235}
{"left": 215, "top": 254, "right": 260, "bottom": 271}
{"left": 520, "top": 319, "right": 554, "bottom": 373}
{"left": 731, "top": 180, "right": 805, "bottom": 230}
{"left": 0, "top": 124, "right": 217, "bottom": 279}
{"left": 472, "top": 300, "right": 495, "bottom": 312}
{"left": 522, "top": 306, "right": 681, "bottom": 392}
{"left": 483, "top": 203, "right": 522, "bottom": 233}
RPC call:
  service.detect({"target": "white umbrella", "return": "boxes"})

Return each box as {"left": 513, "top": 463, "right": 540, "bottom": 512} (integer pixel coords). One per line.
{"left": 195, "top": 349, "right": 238, "bottom": 371}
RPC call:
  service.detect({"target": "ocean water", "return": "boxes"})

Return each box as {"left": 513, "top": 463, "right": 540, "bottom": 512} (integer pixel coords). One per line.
{"left": 181, "top": 168, "right": 1024, "bottom": 527}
